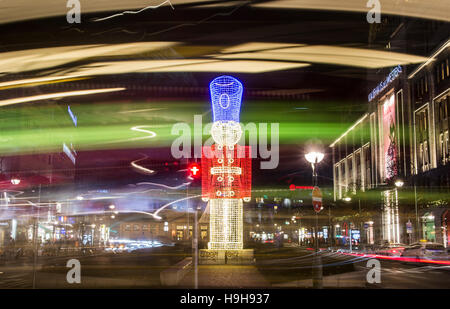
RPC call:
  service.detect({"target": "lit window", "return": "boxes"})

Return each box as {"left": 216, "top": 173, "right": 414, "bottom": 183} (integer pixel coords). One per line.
{"left": 446, "top": 58, "right": 449, "bottom": 77}
{"left": 442, "top": 62, "right": 445, "bottom": 80}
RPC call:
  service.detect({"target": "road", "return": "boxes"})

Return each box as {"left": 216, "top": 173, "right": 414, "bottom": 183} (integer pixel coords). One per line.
{"left": 0, "top": 246, "right": 449, "bottom": 288}
{"left": 0, "top": 246, "right": 187, "bottom": 288}
{"left": 256, "top": 247, "right": 450, "bottom": 288}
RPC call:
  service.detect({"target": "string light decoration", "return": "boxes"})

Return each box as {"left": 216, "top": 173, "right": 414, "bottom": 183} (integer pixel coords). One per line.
{"left": 210, "top": 75, "right": 243, "bottom": 123}
{"left": 202, "top": 75, "right": 251, "bottom": 251}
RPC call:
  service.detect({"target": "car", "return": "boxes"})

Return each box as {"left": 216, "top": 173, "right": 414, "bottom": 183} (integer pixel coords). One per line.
{"left": 400, "top": 242, "right": 448, "bottom": 260}
{"left": 375, "top": 243, "right": 408, "bottom": 257}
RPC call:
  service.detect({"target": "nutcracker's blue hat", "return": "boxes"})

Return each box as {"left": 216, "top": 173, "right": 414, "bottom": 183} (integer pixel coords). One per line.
{"left": 209, "top": 75, "right": 243, "bottom": 123}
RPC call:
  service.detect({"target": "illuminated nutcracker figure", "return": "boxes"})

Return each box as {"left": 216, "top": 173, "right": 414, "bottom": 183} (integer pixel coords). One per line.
{"left": 202, "top": 75, "right": 251, "bottom": 251}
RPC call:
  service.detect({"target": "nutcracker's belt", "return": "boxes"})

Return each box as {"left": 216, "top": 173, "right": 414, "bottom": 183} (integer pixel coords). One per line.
{"left": 210, "top": 166, "right": 242, "bottom": 175}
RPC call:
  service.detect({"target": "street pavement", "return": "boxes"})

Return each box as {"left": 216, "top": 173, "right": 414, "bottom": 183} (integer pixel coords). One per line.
{"left": 179, "top": 265, "right": 270, "bottom": 288}
{"left": 268, "top": 250, "right": 450, "bottom": 288}
{"left": 0, "top": 248, "right": 449, "bottom": 288}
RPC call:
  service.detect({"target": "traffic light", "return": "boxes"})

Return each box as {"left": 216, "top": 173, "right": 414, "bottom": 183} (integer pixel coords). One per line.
{"left": 188, "top": 163, "right": 201, "bottom": 179}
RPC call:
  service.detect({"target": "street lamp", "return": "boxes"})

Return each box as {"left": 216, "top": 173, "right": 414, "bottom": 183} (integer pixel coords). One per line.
{"left": 343, "top": 196, "right": 352, "bottom": 202}
{"left": 395, "top": 179, "right": 404, "bottom": 188}
{"left": 305, "top": 150, "right": 324, "bottom": 289}
{"left": 305, "top": 152, "right": 324, "bottom": 185}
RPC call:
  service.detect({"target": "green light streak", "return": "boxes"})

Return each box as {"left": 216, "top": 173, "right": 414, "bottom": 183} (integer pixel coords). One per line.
{"left": 0, "top": 99, "right": 369, "bottom": 155}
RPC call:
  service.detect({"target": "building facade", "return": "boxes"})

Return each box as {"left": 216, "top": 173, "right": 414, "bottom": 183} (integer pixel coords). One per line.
{"left": 331, "top": 37, "right": 450, "bottom": 247}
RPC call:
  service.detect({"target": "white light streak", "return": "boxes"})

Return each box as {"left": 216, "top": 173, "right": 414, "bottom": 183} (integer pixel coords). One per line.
{"left": 0, "top": 88, "right": 125, "bottom": 107}
{"left": 136, "top": 182, "right": 191, "bottom": 190}
{"left": 118, "top": 108, "right": 167, "bottom": 114}
{"left": 92, "top": 0, "right": 175, "bottom": 22}
{"left": 153, "top": 194, "right": 202, "bottom": 217}
{"left": 0, "top": 75, "right": 84, "bottom": 89}
{"left": 329, "top": 113, "right": 369, "bottom": 148}
{"left": 408, "top": 39, "right": 450, "bottom": 79}
{"left": 131, "top": 155, "right": 155, "bottom": 175}
{"left": 129, "top": 126, "right": 157, "bottom": 141}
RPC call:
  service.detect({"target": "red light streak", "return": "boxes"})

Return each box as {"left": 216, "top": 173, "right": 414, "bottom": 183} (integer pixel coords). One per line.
{"left": 289, "top": 184, "right": 314, "bottom": 191}
{"left": 340, "top": 252, "right": 450, "bottom": 265}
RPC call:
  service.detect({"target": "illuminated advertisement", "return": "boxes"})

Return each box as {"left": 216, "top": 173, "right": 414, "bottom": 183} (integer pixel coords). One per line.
{"left": 383, "top": 94, "right": 397, "bottom": 181}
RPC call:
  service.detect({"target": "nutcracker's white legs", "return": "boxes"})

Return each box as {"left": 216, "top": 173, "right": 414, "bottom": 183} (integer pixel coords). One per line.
{"left": 208, "top": 199, "right": 243, "bottom": 250}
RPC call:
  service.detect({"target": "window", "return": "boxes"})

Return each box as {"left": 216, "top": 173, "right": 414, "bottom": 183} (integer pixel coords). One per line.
{"left": 446, "top": 58, "right": 449, "bottom": 77}
{"left": 348, "top": 156, "right": 353, "bottom": 188}
{"left": 442, "top": 130, "right": 449, "bottom": 164}
{"left": 142, "top": 224, "right": 149, "bottom": 231}
{"left": 419, "top": 143, "right": 424, "bottom": 169}
{"left": 424, "top": 141, "right": 429, "bottom": 171}
{"left": 355, "top": 152, "right": 361, "bottom": 190}
{"left": 124, "top": 224, "right": 131, "bottom": 231}
{"left": 133, "top": 224, "right": 140, "bottom": 231}
{"left": 416, "top": 107, "right": 430, "bottom": 173}
{"left": 364, "top": 145, "right": 371, "bottom": 189}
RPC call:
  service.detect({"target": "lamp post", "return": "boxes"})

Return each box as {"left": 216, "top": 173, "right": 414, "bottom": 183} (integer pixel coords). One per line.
{"left": 342, "top": 196, "right": 353, "bottom": 251}
{"left": 395, "top": 179, "right": 416, "bottom": 243}
{"left": 305, "top": 151, "right": 324, "bottom": 289}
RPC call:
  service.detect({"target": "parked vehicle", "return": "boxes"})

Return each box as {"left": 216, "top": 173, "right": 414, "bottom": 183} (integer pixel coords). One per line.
{"left": 375, "top": 243, "right": 408, "bottom": 257}
{"left": 401, "top": 242, "right": 448, "bottom": 260}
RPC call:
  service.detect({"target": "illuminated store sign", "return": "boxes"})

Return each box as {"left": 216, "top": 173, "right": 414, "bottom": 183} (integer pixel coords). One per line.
{"left": 289, "top": 184, "right": 314, "bottom": 190}
{"left": 368, "top": 65, "right": 402, "bottom": 102}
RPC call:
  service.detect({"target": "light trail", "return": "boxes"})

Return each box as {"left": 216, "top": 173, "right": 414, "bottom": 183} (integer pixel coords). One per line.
{"left": 131, "top": 155, "right": 155, "bottom": 175}
{"left": 92, "top": 125, "right": 157, "bottom": 146}
{"left": 0, "top": 75, "right": 88, "bottom": 90}
{"left": 0, "top": 88, "right": 126, "bottom": 107}
{"left": 340, "top": 252, "right": 450, "bottom": 266}
{"left": 118, "top": 108, "right": 167, "bottom": 114}
{"left": 129, "top": 126, "right": 157, "bottom": 141}
{"left": 91, "top": 0, "right": 175, "bottom": 22}
{"left": 153, "top": 194, "right": 202, "bottom": 217}
{"left": 136, "top": 182, "right": 191, "bottom": 190}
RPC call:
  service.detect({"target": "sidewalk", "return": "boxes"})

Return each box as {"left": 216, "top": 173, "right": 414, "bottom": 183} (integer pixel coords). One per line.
{"left": 179, "top": 265, "right": 270, "bottom": 288}
{"left": 273, "top": 270, "right": 368, "bottom": 288}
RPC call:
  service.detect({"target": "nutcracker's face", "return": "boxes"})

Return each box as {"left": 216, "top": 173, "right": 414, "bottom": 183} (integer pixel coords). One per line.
{"left": 211, "top": 120, "right": 242, "bottom": 147}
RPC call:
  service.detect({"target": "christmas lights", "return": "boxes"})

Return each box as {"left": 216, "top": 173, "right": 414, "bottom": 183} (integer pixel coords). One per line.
{"left": 202, "top": 75, "right": 251, "bottom": 251}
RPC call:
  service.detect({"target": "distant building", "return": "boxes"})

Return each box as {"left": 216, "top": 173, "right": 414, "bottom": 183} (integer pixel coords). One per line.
{"left": 331, "top": 24, "right": 450, "bottom": 246}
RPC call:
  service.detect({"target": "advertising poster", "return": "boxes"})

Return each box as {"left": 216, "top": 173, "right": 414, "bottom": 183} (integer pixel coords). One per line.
{"left": 383, "top": 94, "right": 398, "bottom": 181}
